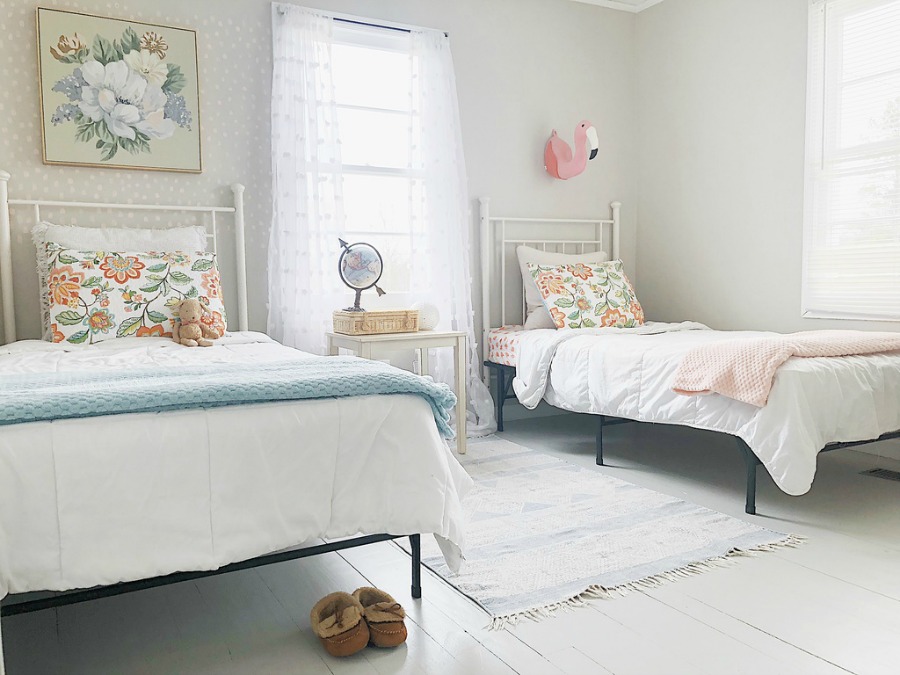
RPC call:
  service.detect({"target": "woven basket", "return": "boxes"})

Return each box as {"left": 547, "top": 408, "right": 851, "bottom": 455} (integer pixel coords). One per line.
{"left": 332, "top": 310, "right": 419, "bottom": 335}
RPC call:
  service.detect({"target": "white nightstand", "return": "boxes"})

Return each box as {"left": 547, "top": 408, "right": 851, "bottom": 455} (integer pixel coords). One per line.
{"left": 326, "top": 330, "right": 467, "bottom": 454}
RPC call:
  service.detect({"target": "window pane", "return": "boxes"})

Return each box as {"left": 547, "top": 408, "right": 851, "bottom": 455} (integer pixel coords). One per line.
{"left": 838, "top": 72, "right": 900, "bottom": 148}
{"left": 841, "top": 2, "right": 900, "bottom": 82}
{"left": 338, "top": 108, "right": 410, "bottom": 169}
{"left": 332, "top": 44, "right": 411, "bottom": 111}
{"left": 357, "top": 233, "right": 412, "bottom": 293}
{"left": 341, "top": 174, "right": 412, "bottom": 291}
{"left": 826, "top": 164, "right": 900, "bottom": 225}
{"left": 342, "top": 173, "right": 411, "bottom": 235}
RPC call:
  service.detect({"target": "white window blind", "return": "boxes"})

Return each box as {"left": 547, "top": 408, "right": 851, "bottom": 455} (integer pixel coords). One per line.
{"left": 803, "top": 0, "right": 900, "bottom": 320}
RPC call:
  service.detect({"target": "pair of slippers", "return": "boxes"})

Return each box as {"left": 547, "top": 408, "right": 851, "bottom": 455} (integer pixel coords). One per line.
{"left": 309, "top": 587, "right": 407, "bottom": 657}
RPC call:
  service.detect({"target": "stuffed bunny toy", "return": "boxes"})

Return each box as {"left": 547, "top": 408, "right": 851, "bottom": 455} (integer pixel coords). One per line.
{"left": 172, "top": 298, "right": 219, "bottom": 347}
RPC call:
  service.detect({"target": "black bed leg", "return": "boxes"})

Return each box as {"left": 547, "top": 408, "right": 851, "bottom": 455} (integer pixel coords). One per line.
{"left": 595, "top": 416, "right": 605, "bottom": 466}
{"left": 746, "top": 461, "right": 757, "bottom": 515}
{"left": 495, "top": 367, "right": 505, "bottom": 432}
{"left": 736, "top": 439, "right": 761, "bottom": 515}
{"left": 409, "top": 534, "right": 422, "bottom": 599}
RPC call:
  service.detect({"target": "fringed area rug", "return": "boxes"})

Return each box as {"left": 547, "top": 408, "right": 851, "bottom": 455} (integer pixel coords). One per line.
{"left": 406, "top": 438, "right": 801, "bottom": 627}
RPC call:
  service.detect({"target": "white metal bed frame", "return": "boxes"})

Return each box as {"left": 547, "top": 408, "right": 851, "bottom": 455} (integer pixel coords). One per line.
{"left": 0, "top": 169, "right": 427, "bottom": 631}
{"left": 478, "top": 196, "right": 621, "bottom": 379}
{"left": 477, "top": 196, "right": 900, "bottom": 516}
{"left": 0, "top": 169, "right": 249, "bottom": 344}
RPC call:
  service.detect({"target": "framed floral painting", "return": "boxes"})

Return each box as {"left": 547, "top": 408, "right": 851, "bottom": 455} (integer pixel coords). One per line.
{"left": 36, "top": 7, "right": 201, "bottom": 172}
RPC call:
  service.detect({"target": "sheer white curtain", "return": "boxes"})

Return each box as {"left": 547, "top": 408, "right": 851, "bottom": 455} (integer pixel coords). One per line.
{"left": 269, "top": 7, "right": 495, "bottom": 435}
{"left": 269, "top": 4, "right": 345, "bottom": 353}
{"left": 408, "top": 28, "right": 495, "bottom": 435}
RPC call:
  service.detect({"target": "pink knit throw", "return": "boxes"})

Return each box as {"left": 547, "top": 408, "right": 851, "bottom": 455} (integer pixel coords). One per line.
{"left": 672, "top": 330, "right": 900, "bottom": 407}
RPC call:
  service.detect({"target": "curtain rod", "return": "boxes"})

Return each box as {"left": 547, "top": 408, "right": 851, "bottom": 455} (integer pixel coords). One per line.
{"left": 334, "top": 16, "right": 448, "bottom": 38}
{"left": 274, "top": 5, "right": 448, "bottom": 38}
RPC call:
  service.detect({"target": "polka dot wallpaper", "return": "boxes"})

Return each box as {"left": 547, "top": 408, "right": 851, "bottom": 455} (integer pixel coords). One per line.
{"left": 0, "top": 0, "right": 274, "bottom": 338}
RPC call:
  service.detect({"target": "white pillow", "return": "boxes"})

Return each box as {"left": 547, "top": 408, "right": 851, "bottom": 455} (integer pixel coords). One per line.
{"left": 516, "top": 245, "right": 609, "bottom": 329}
{"left": 33, "top": 221, "right": 209, "bottom": 339}
{"left": 34, "top": 221, "right": 208, "bottom": 252}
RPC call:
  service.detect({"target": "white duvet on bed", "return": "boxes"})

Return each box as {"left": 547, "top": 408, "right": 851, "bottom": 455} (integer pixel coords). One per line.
{"left": 513, "top": 323, "right": 900, "bottom": 496}
{"left": 0, "top": 332, "right": 471, "bottom": 670}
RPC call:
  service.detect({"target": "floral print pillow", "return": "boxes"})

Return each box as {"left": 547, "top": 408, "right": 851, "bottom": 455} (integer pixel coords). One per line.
{"left": 527, "top": 260, "right": 645, "bottom": 330}
{"left": 45, "top": 244, "right": 227, "bottom": 344}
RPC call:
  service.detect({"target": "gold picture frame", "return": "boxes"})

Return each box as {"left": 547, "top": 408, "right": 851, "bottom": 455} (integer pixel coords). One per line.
{"left": 36, "top": 7, "right": 202, "bottom": 173}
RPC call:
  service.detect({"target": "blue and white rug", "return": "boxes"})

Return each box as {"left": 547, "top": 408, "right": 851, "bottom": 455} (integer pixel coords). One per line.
{"left": 413, "top": 438, "right": 800, "bottom": 627}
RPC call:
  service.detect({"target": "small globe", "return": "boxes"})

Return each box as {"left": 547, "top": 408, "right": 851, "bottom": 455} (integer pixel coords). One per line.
{"left": 339, "top": 243, "right": 383, "bottom": 290}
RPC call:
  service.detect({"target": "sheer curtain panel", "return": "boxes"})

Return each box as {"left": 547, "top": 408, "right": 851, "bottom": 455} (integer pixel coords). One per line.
{"left": 269, "top": 4, "right": 346, "bottom": 353}
{"left": 408, "top": 27, "right": 496, "bottom": 435}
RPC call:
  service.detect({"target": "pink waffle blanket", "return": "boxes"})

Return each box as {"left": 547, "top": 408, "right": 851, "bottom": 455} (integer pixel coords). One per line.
{"left": 672, "top": 330, "right": 900, "bottom": 407}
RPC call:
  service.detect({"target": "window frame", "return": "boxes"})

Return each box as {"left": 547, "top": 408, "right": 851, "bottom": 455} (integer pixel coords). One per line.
{"left": 330, "top": 22, "right": 421, "bottom": 293}
{"left": 801, "top": 0, "right": 900, "bottom": 321}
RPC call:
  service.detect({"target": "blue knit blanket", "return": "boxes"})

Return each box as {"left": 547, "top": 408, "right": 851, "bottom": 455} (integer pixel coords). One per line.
{"left": 0, "top": 357, "right": 457, "bottom": 438}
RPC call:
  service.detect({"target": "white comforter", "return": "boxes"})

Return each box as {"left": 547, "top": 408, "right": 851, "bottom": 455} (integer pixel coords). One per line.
{"left": 513, "top": 322, "right": 900, "bottom": 496}
{"left": 0, "top": 333, "right": 471, "bottom": 673}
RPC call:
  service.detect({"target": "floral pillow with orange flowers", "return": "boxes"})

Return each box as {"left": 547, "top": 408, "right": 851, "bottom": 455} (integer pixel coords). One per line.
{"left": 45, "top": 243, "right": 227, "bottom": 345}
{"left": 526, "top": 260, "right": 645, "bottom": 330}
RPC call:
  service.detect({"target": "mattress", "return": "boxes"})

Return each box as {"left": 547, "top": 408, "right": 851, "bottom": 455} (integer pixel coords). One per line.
{"left": 0, "top": 332, "right": 472, "bottom": 673}
{"left": 488, "top": 325, "right": 527, "bottom": 366}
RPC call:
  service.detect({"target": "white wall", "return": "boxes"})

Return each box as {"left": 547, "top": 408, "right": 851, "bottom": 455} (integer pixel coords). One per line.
{"left": 0, "top": 0, "right": 636, "bottom": 343}
{"left": 635, "top": 0, "right": 899, "bottom": 333}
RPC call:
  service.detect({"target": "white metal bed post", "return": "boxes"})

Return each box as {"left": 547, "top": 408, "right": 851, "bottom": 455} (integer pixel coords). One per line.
{"left": 0, "top": 171, "right": 14, "bottom": 344}
{"left": 611, "top": 200, "right": 621, "bottom": 260}
{"left": 231, "top": 183, "right": 249, "bottom": 332}
{"left": 479, "top": 197, "right": 491, "bottom": 383}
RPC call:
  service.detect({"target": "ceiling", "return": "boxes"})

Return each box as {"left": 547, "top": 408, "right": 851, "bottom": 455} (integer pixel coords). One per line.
{"left": 570, "top": 0, "right": 666, "bottom": 13}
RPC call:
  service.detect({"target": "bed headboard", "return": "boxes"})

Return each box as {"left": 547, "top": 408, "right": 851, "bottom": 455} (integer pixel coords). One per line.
{"left": 0, "top": 169, "right": 248, "bottom": 344}
{"left": 479, "top": 197, "right": 620, "bottom": 375}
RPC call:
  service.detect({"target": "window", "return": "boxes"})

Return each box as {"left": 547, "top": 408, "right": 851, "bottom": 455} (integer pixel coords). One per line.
{"left": 331, "top": 24, "right": 417, "bottom": 295}
{"left": 803, "top": 0, "right": 900, "bottom": 320}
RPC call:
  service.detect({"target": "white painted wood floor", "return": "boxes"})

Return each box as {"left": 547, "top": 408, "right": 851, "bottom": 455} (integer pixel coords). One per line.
{"left": 4, "top": 414, "right": 900, "bottom": 674}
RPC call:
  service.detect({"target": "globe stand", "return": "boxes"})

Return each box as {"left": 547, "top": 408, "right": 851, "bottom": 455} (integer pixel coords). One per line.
{"left": 343, "top": 285, "right": 385, "bottom": 312}
{"left": 344, "top": 289, "right": 365, "bottom": 312}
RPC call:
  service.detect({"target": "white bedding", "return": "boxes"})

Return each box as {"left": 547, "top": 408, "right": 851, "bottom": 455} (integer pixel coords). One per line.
{"left": 0, "top": 332, "right": 471, "bottom": 673}
{"left": 513, "top": 322, "right": 900, "bottom": 496}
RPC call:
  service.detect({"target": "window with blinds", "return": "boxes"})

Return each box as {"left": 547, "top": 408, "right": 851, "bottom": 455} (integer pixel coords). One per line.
{"left": 803, "top": 0, "right": 900, "bottom": 320}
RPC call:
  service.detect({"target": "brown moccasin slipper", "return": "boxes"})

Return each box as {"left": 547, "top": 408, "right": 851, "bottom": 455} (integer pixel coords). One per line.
{"left": 352, "top": 587, "right": 408, "bottom": 648}
{"left": 309, "top": 592, "right": 370, "bottom": 657}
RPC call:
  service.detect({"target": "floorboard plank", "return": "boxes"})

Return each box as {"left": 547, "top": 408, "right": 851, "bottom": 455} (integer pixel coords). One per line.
{"left": 667, "top": 554, "right": 900, "bottom": 675}
{"left": 647, "top": 584, "right": 853, "bottom": 675}
{"left": 544, "top": 646, "right": 614, "bottom": 675}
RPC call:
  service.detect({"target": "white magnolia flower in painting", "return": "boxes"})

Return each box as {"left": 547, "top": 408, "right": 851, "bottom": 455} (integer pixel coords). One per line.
{"left": 123, "top": 49, "right": 168, "bottom": 87}
{"left": 78, "top": 60, "right": 147, "bottom": 140}
{"left": 49, "top": 25, "right": 193, "bottom": 162}
{"left": 136, "top": 85, "right": 176, "bottom": 140}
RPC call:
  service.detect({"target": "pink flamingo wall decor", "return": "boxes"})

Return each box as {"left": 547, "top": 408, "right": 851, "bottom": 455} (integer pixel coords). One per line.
{"left": 544, "top": 120, "right": 599, "bottom": 180}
